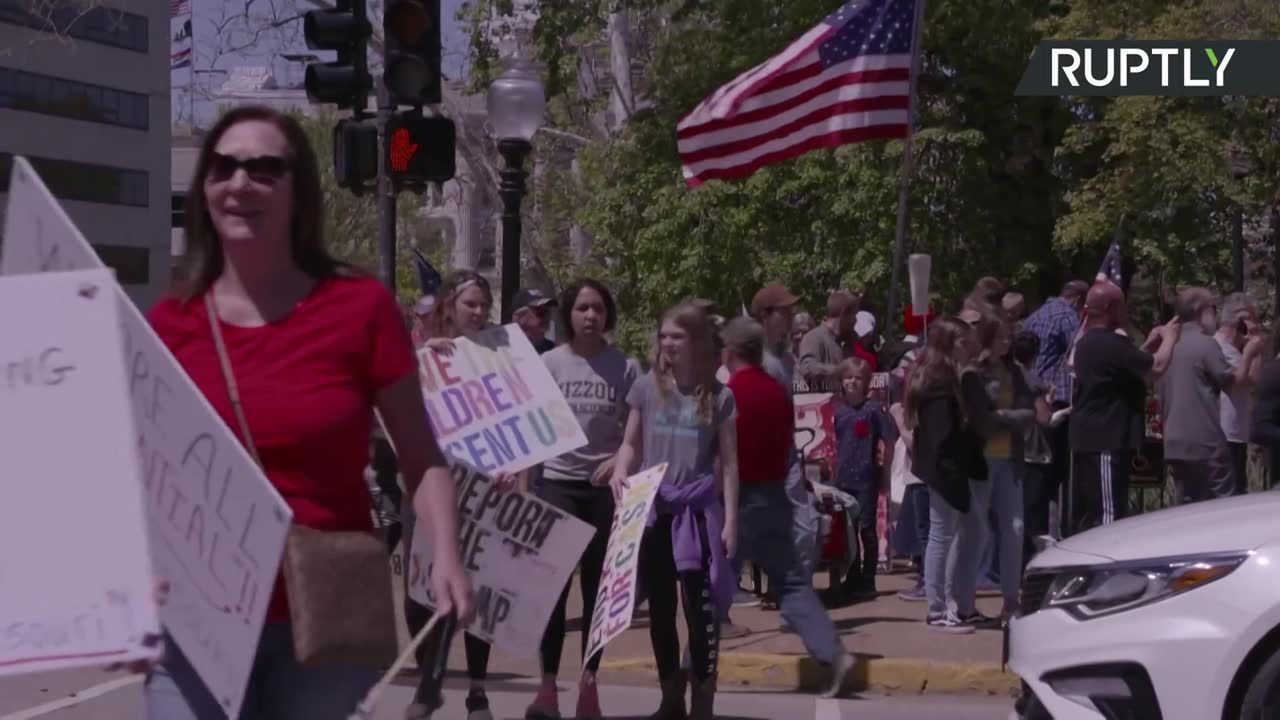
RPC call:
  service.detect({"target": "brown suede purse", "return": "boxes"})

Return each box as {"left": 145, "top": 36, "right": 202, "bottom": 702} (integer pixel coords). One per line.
{"left": 205, "top": 294, "right": 398, "bottom": 668}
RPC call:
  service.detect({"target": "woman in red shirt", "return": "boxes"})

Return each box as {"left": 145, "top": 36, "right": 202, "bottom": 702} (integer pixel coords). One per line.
{"left": 145, "top": 106, "right": 472, "bottom": 719}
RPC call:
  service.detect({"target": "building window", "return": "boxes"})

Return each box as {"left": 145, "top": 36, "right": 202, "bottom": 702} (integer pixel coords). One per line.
{"left": 95, "top": 243, "right": 149, "bottom": 284}
{"left": 0, "top": 152, "right": 149, "bottom": 208}
{"left": 0, "top": 1, "right": 148, "bottom": 53}
{"left": 0, "top": 67, "right": 149, "bottom": 130}
{"left": 171, "top": 193, "right": 185, "bottom": 229}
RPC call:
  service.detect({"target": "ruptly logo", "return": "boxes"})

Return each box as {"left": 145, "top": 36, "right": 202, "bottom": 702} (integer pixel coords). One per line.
{"left": 1016, "top": 41, "right": 1279, "bottom": 96}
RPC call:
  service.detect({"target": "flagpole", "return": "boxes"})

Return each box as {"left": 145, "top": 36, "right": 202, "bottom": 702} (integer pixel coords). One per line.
{"left": 885, "top": 0, "right": 928, "bottom": 339}
{"left": 189, "top": 10, "right": 196, "bottom": 129}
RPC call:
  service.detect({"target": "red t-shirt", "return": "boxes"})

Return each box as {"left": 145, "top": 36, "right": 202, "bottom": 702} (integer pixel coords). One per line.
{"left": 147, "top": 274, "right": 417, "bottom": 623}
{"left": 727, "top": 365, "right": 795, "bottom": 485}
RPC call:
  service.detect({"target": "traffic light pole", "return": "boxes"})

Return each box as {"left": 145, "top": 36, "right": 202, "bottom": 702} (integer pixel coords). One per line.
{"left": 375, "top": 81, "right": 397, "bottom": 293}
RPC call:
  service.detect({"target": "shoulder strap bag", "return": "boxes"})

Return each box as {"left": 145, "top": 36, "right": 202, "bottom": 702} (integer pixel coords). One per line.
{"left": 205, "top": 293, "right": 398, "bottom": 668}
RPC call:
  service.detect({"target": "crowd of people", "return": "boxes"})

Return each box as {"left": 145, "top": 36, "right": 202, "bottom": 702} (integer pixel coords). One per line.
{"left": 140, "top": 103, "right": 1280, "bottom": 720}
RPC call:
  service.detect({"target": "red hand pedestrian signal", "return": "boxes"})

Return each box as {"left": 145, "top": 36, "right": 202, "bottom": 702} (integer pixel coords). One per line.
{"left": 390, "top": 127, "right": 420, "bottom": 173}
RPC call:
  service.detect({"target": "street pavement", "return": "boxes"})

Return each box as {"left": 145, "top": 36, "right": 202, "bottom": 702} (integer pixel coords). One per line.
{"left": 0, "top": 567, "right": 1018, "bottom": 719}
{"left": 0, "top": 668, "right": 1014, "bottom": 719}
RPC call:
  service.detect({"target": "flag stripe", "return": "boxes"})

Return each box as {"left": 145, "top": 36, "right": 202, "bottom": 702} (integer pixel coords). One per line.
{"left": 685, "top": 123, "right": 908, "bottom": 187}
{"left": 678, "top": 66, "right": 910, "bottom": 141}
{"left": 679, "top": 91, "right": 910, "bottom": 162}
{"left": 752, "top": 53, "right": 910, "bottom": 100}
{"left": 683, "top": 110, "right": 908, "bottom": 182}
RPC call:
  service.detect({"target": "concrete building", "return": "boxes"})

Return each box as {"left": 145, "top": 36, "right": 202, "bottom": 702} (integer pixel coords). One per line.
{"left": 0, "top": 0, "right": 171, "bottom": 310}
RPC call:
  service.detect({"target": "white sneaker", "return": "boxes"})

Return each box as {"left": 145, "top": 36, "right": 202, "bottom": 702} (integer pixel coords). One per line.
{"left": 821, "top": 651, "right": 855, "bottom": 698}
{"left": 927, "top": 611, "right": 976, "bottom": 634}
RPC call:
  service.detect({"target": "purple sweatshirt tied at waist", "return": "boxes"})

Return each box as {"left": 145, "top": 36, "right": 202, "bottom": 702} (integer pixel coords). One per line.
{"left": 647, "top": 473, "right": 734, "bottom": 619}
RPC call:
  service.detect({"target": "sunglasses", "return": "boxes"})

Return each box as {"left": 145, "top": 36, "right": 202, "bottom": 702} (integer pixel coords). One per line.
{"left": 207, "top": 152, "right": 291, "bottom": 185}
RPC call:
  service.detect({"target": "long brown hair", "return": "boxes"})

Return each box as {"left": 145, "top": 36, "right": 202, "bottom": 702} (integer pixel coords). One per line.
{"left": 434, "top": 270, "right": 493, "bottom": 338}
{"left": 903, "top": 317, "right": 972, "bottom": 429}
{"left": 653, "top": 302, "right": 720, "bottom": 426}
{"left": 175, "top": 106, "right": 343, "bottom": 300}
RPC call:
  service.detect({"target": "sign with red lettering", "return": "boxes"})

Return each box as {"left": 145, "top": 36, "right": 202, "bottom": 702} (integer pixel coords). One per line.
{"left": 419, "top": 325, "right": 588, "bottom": 474}
{"left": 0, "top": 269, "right": 161, "bottom": 678}
{"left": 1, "top": 157, "right": 292, "bottom": 719}
{"left": 406, "top": 464, "right": 594, "bottom": 655}
{"left": 583, "top": 463, "right": 665, "bottom": 664}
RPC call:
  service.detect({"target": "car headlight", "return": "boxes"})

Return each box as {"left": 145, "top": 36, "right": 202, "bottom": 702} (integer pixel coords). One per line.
{"left": 1041, "top": 553, "right": 1248, "bottom": 620}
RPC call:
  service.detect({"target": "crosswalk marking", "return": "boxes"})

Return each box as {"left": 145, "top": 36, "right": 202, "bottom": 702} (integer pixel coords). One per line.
{"left": 815, "top": 697, "right": 842, "bottom": 720}
{"left": 0, "top": 676, "right": 141, "bottom": 720}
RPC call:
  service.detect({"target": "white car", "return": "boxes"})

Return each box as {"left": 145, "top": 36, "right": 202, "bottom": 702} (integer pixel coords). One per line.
{"left": 1009, "top": 492, "right": 1280, "bottom": 720}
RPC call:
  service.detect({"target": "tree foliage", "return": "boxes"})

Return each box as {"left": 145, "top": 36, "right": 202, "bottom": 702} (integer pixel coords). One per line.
{"left": 292, "top": 110, "right": 447, "bottom": 308}
{"left": 462, "top": 0, "right": 1280, "bottom": 351}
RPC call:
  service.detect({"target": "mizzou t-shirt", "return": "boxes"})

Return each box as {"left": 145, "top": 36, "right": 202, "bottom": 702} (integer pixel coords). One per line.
{"left": 542, "top": 344, "right": 641, "bottom": 481}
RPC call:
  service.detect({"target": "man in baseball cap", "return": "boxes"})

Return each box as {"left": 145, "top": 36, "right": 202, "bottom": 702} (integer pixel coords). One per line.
{"left": 750, "top": 283, "right": 801, "bottom": 390}
{"left": 513, "top": 287, "right": 558, "bottom": 354}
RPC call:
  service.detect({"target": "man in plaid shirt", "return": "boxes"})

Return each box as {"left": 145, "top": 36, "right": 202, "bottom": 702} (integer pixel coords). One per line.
{"left": 1022, "top": 280, "right": 1089, "bottom": 536}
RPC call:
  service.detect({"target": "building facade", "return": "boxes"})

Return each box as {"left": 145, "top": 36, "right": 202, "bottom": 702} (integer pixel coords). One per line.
{"left": 0, "top": 0, "right": 171, "bottom": 309}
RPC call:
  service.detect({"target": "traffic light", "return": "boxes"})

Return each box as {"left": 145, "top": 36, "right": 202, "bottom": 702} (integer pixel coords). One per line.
{"left": 334, "top": 119, "right": 378, "bottom": 190}
{"left": 383, "top": 0, "right": 442, "bottom": 106}
{"left": 303, "top": 0, "right": 372, "bottom": 109}
{"left": 386, "top": 112, "right": 456, "bottom": 188}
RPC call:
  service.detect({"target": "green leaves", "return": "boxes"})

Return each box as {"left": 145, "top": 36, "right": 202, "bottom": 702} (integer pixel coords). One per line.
{"left": 457, "top": 0, "right": 1280, "bottom": 353}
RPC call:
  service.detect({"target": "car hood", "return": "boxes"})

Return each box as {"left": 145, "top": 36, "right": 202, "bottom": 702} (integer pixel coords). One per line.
{"left": 1049, "top": 493, "right": 1280, "bottom": 562}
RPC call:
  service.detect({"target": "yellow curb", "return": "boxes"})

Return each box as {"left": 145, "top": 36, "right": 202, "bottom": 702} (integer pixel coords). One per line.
{"left": 600, "top": 653, "right": 1019, "bottom": 696}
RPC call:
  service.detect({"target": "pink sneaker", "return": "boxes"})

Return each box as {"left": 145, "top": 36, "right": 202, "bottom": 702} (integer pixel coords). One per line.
{"left": 575, "top": 674, "right": 603, "bottom": 720}
{"left": 525, "top": 679, "right": 560, "bottom": 720}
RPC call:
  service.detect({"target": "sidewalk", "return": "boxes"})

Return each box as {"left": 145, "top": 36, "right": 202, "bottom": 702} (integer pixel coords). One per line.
{"left": 434, "top": 569, "right": 1018, "bottom": 698}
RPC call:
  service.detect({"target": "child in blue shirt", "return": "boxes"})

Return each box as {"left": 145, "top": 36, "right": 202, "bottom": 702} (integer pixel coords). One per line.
{"left": 833, "top": 357, "right": 894, "bottom": 601}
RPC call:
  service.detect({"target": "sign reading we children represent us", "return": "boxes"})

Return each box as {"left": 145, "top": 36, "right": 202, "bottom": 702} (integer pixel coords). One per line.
{"left": 418, "top": 326, "right": 587, "bottom": 474}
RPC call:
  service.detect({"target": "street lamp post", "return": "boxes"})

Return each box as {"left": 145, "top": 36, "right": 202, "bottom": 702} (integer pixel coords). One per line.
{"left": 487, "top": 55, "right": 545, "bottom": 323}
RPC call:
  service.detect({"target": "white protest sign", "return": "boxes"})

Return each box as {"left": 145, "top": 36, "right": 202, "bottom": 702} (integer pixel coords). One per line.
{"left": 0, "top": 269, "right": 161, "bottom": 677}
{"left": 407, "top": 464, "right": 594, "bottom": 656}
{"left": 1, "top": 157, "right": 292, "bottom": 719}
{"left": 584, "top": 463, "right": 665, "bottom": 664}
{"left": 419, "top": 325, "right": 588, "bottom": 474}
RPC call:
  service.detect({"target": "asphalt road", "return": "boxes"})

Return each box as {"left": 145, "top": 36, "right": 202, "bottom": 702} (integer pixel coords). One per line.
{"left": 0, "top": 668, "right": 1015, "bottom": 720}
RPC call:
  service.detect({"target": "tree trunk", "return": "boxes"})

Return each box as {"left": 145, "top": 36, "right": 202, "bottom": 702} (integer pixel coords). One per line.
{"left": 608, "top": 4, "right": 634, "bottom": 133}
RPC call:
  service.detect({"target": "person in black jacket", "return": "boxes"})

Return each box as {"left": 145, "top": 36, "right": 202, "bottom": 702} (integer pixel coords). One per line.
{"left": 904, "top": 317, "right": 985, "bottom": 633}
{"left": 1250, "top": 356, "right": 1280, "bottom": 487}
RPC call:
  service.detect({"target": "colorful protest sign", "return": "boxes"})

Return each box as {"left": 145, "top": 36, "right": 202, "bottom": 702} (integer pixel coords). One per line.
{"left": 1, "top": 157, "right": 292, "bottom": 719}
{"left": 407, "top": 464, "right": 594, "bottom": 656}
{"left": 0, "top": 269, "right": 161, "bottom": 677}
{"left": 419, "top": 326, "right": 588, "bottom": 475}
{"left": 584, "top": 463, "right": 665, "bottom": 664}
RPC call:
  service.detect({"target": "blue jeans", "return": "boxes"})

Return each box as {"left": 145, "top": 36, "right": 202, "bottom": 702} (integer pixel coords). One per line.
{"left": 924, "top": 487, "right": 963, "bottom": 617}
{"left": 738, "top": 482, "right": 843, "bottom": 665}
{"left": 785, "top": 450, "right": 818, "bottom": 574}
{"left": 145, "top": 624, "right": 378, "bottom": 720}
{"left": 951, "top": 461, "right": 1024, "bottom": 614}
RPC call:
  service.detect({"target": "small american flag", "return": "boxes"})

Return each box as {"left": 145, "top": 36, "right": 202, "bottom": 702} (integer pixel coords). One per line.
{"left": 170, "top": 0, "right": 191, "bottom": 18}
{"left": 1097, "top": 237, "right": 1123, "bottom": 288}
{"left": 678, "top": 0, "right": 918, "bottom": 187}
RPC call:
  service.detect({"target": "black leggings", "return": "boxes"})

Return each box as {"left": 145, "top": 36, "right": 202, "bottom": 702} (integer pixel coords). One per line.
{"left": 640, "top": 514, "right": 719, "bottom": 682}
{"left": 406, "top": 585, "right": 492, "bottom": 707}
{"left": 536, "top": 479, "right": 615, "bottom": 676}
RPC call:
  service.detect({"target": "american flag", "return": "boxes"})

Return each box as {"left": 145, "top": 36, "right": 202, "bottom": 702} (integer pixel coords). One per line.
{"left": 171, "top": 47, "right": 192, "bottom": 70}
{"left": 677, "top": 0, "right": 918, "bottom": 187}
{"left": 1097, "top": 237, "right": 1123, "bottom": 288}
{"left": 170, "top": 0, "right": 191, "bottom": 18}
